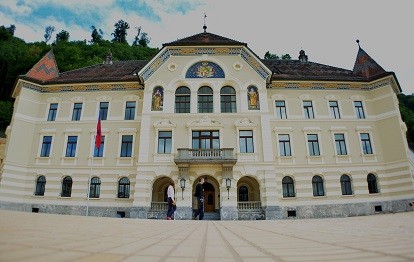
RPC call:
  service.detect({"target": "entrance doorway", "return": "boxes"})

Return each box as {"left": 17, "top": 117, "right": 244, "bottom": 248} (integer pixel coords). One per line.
{"left": 203, "top": 182, "right": 215, "bottom": 212}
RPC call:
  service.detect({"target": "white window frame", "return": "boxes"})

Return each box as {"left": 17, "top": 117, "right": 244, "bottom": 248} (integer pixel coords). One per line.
{"left": 356, "top": 127, "right": 377, "bottom": 163}
{"left": 303, "top": 127, "right": 324, "bottom": 164}
{"left": 274, "top": 127, "right": 295, "bottom": 165}
{"left": 117, "top": 128, "right": 137, "bottom": 166}
{"left": 329, "top": 127, "right": 351, "bottom": 164}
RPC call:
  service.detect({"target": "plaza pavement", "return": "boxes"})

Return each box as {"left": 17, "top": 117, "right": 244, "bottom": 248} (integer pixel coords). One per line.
{"left": 0, "top": 210, "right": 413, "bottom": 262}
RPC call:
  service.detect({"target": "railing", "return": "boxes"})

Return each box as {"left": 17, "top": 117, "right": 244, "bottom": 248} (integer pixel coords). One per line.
{"left": 150, "top": 202, "right": 168, "bottom": 211}
{"left": 238, "top": 201, "right": 262, "bottom": 210}
{"left": 175, "top": 148, "right": 236, "bottom": 164}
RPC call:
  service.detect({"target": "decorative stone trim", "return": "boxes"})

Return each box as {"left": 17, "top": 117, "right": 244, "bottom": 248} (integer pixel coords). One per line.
{"left": 22, "top": 83, "right": 142, "bottom": 93}
{"left": 187, "top": 116, "right": 223, "bottom": 127}
{"left": 270, "top": 79, "right": 391, "bottom": 91}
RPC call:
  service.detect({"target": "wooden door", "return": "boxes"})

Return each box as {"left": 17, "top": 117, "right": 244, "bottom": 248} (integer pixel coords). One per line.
{"left": 204, "top": 191, "right": 215, "bottom": 212}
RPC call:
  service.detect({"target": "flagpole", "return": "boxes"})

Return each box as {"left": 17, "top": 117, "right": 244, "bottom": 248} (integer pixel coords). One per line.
{"left": 86, "top": 135, "right": 94, "bottom": 217}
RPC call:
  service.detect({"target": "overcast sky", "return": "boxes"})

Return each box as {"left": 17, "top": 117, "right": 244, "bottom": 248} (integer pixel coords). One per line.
{"left": 1, "top": 0, "right": 413, "bottom": 94}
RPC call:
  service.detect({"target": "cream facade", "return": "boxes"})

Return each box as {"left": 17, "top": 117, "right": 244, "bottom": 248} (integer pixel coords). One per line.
{"left": 0, "top": 32, "right": 413, "bottom": 220}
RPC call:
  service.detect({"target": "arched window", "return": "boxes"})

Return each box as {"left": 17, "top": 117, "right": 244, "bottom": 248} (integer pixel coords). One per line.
{"left": 340, "top": 174, "right": 353, "bottom": 195}
{"left": 118, "top": 177, "right": 130, "bottom": 198}
{"left": 35, "top": 176, "right": 46, "bottom": 196}
{"left": 282, "top": 176, "right": 295, "bottom": 197}
{"left": 238, "top": 186, "right": 248, "bottom": 202}
{"left": 312, "top": 175, "right": 324, "bottom": 196}
{"left": 220, "top": 86, "right": 236, "bottom": 113}
{"left": 89, "top": 177, "right": 101, "bottom": 198}
{"left": 61, "top": 176, "right": 72, "bottom": 197}
{"left": 175, "top": 86, "right": 190, "bottom": 113}
{"left": 367, "top": 173, "right": 379, "bottom": 194}
{"left": 198, "top": 86, "right": 213, "bottom": 113}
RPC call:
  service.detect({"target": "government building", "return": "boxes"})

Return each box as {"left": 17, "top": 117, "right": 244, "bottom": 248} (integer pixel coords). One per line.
{"left": 1, "top": 29, "right": 413, "bottom": 220}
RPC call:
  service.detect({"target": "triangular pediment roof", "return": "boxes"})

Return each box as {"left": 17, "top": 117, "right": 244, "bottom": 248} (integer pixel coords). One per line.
{"left": 163, "top": 32, "right": 247, "bottom": 47}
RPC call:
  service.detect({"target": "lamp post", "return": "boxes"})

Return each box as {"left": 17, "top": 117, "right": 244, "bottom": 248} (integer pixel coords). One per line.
{"left": 226, "top": 178, "right": 231, "bottom": 199}
{"left": 180, "top": 178, "right": 186, "bottom": 200}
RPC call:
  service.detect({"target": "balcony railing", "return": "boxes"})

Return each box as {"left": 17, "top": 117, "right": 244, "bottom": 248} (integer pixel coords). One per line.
{"left": 150, "top": 202, "right": 168, "bottom": 211}
{"left": 175, "top": 148, "right": 237, "bottom": 164}
{"left": 237, "top": 201, "right": 262, "bottom": 210}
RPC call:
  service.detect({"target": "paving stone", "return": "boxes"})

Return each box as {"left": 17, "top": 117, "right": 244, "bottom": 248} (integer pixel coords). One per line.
{"left": 0, "top": 210, "right": 413, "bottom": 261}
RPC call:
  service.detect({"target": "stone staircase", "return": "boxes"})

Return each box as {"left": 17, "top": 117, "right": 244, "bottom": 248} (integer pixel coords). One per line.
{"left": 202, "top": 211, "right": 220, "bottom": 220}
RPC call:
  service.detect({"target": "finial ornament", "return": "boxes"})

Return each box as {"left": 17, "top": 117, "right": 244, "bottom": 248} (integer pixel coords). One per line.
{"left": 203, "top": 14, "right": 207, "bottom": 32}
{"left": 356, "top": 39, "right": 360, "bottom": 48}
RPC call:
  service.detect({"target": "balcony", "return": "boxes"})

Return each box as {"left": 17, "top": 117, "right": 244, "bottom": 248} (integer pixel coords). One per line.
{"left": 174, "top": 148, "right": 237, "bottom": 165}
{"left": 237, "top": 201, "right": 262, "bottom": 210}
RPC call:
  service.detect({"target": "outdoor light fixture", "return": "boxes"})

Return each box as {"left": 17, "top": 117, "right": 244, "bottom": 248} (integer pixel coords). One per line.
{"left": 180, "top": 178, "right": 186, "bottom": 200}
{"left": 226, "top": 178, "right": 231, "bottom": 199}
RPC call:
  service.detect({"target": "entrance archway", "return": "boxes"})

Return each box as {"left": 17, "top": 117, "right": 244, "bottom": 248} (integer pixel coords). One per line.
{"left": 192, "top": 176, "right": 219, "bottom": 214}
{"left": 203, "top": 182, "right": 215, "bottom": 212}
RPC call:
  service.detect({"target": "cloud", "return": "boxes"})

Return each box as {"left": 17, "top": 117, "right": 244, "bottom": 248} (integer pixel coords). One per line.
{"left": 0, "top": 0, "right": 32, "bottom": 16}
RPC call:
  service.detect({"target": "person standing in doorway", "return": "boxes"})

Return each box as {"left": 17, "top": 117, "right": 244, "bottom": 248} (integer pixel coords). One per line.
{"left": 166, "top": 181, "right": 176, "bottom": 220}
{"left": 193, "top": 177, "right": 205, "bottom": 220}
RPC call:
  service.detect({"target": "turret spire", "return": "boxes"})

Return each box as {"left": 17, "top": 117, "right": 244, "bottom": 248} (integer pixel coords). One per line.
{"left": 203, "top": 14, "right": 207, "bottom": 32}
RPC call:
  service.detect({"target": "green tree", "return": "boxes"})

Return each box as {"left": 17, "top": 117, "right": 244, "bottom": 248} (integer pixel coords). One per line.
{"left": 132, "top": 26, "right": 150, "bottom": 47}
{"left": 0, "top": 100, "right": 13, "bottom": 135}
{"left": 55, "top": 30, "right": 70, "bottom": 43}
{"left": 0, "top": 25, "right": 16, "bottom": 40}
{"left": 264, "top": 51, "right": 291, "bottom": 60}
{"left": 281, "top": 54, "right": 291, "bottom": 60}
{"left": 111, "top": 20, "right": 129, "bottom": 44}
{"left": 264, "top": 51, "right": 279, "bottom": 59}
{"left": 44, "top": 26, "right": 55, "bottom": 43}
{"left": 90, "top": 26, "right": 103, "bottom": 44}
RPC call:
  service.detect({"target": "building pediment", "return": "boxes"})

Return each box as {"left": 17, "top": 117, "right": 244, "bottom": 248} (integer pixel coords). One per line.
{"left": 139, "top": 45, "right": 272, "bottom": 82}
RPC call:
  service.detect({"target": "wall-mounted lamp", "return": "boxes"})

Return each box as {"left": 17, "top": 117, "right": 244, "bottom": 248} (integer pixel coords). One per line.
{"left": 226, "top": 178, "right": 231, "bottom": 199}
{"left": 180, "top": 178, "right": 186, "bottom": 200}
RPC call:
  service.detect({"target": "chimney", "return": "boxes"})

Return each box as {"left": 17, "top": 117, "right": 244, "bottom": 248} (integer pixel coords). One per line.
{"left": 298, "top": 50, "right": 308, "bottom": 63}
{"left": 103, "top": 51, "right": 113, "bottom": 65}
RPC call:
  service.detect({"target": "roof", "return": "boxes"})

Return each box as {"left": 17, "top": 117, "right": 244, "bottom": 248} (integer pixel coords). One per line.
{"left": 25, "top": 50, "right": 59, "bottom": 82}
{"left": 261, "top": 59, "right": 367, "bottom": 82}
{"left": 163, "top": 32, "right": 247, "bottom": 47}
{"left": 18, "top": 33, "right": 400, "bottom": 91}
{"left": 352, "top": 46, "right": 387, "bottom": 79}
{"left": 21, "top": 59, "right": 148, "bottom": 85}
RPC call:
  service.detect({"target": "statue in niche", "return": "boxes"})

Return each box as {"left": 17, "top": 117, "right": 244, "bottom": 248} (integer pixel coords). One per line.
{"left": 152, "top": 87, "right": 163, "bottom": 111}
{"left": 248, "top": 86, "right": 259, "bottom": 110}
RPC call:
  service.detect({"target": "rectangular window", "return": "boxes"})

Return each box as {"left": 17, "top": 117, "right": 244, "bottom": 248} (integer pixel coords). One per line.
{"left": 334, "top": 133, "right": 347, "bottom": 155}
{"left": 124, "top": 101, "right": 136, "bottom": 120}
{"left": 360, "top": 133, "right": 373, "bottom": 154}
{"left": 239, "top": 130, "right": 254, "bottom": 153}
{"left": 192, "top": 131, "right": 220, "bottom": 149}
{"left": 354, "top": 101, "right": 365, "bottom": 119}
{"left": 275, "top": 101, "right": 287, "bottom": 119}
{"left": 71, "top": 103, "right": 82, "bottom": 121}
{"left": 158, "top": 131, "right": 172, "bottom": 154}
{"left": 65, "top": 136, "right": 78, "bottom": 157}
{"left": 40, "top": 136, "right": 52, "bottom": 157}
{"left": 99, "top": 102, "right": 109, "bottom": 120}
{"left": 307, "top": 134, "right": 320, "bottom": 156}
{"left": 278, "top": 134, "right": 291, "bottom": 156}
{"left": 93, "top": 136, "right": 105, "bottom": 157}
{"left": 120, "top": 135, "right": 133, "bottom": 157}
{"left": 47, "top": 103, "right": 58, "bottom": 121}
{"left": 329, "top": 101, "right": 341, "bottom": 119}
{"left": 303, "top": 101, "right": 314, "bottom": 119}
